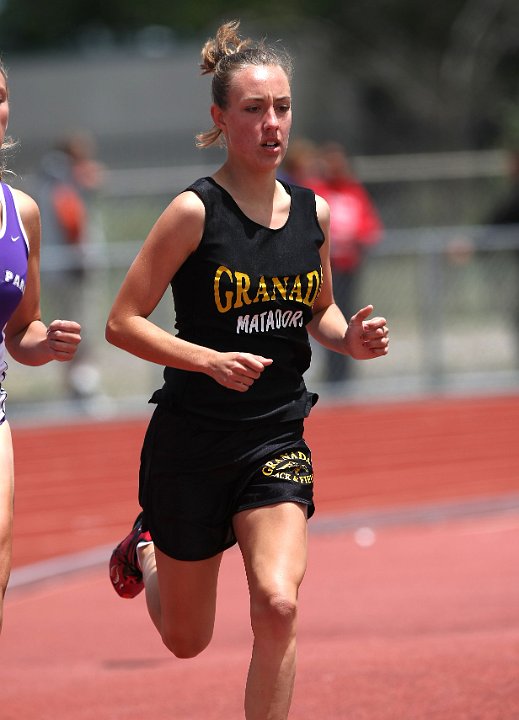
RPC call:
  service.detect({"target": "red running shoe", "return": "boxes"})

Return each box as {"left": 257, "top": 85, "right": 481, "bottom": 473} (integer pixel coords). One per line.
{"left": 109, "top": 513, "right": 151, "bottom": 599}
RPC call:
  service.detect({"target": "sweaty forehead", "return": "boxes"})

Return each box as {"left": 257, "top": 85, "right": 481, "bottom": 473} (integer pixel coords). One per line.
{"left": 230, "top": 64, "right": 290, "bottom": 96}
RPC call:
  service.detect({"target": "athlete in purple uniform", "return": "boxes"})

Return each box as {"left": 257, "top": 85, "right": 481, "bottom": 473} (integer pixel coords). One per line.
{"left": 106, "top": 21, "right": 388, "bottom": 719}
{"left": 0, "top": 59, "right": 81, "bottom": 633}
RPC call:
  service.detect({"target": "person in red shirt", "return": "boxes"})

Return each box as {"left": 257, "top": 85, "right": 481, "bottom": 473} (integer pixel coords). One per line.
{"left": 308, "top": 142, "right": 383, "bottom": 383}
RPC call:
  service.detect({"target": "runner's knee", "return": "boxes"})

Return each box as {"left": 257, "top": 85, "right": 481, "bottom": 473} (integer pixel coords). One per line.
{"left": 250, "top": 590, "right": 298, "bottom": 642}
{"left": 160, "top": 623, "right": 213, "bottom": 659}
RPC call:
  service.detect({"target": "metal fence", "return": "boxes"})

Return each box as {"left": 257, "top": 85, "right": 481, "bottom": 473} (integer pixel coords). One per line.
{"left": 6, "top": 156, "right": 519, "bottom": 421}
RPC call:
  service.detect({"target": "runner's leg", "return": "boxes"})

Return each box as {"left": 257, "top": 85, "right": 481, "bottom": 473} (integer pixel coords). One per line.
{"left": 139, "top": 543, "right": 223, "bottom": 658}
{"left": 0, "top": 421, "right": 14, "bottom": 633}
{"left": 234, "top": 502, "right": 308, "bottom": 720}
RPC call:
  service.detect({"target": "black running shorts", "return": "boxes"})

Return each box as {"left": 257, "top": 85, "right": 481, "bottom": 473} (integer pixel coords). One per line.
{"left": 138, "top": 405, "right": 315, "bottom": 561}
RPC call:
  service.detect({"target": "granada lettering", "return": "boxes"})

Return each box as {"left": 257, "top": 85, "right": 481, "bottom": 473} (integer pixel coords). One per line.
{"left": 214, "top": 265, "right": 322, "bottom": 314}
{"left": 263, "top": 450, "right": 310, "bottom": 471}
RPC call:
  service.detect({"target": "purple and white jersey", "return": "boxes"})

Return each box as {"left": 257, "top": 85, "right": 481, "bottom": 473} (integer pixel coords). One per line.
{"left": 0, "top": 182, "right": 29, "bottom": 383}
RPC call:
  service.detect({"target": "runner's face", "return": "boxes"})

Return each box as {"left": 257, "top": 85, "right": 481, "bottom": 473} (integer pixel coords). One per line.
{"left": 212, "top": 64, "right": 292, "bottom": 171}
{"left": 0, "top": 73, "right": 9, "bottom": 147}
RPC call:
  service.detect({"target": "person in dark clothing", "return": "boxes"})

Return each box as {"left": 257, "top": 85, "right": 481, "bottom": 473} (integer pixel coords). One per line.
{"left": 486, "top": 150, "right": 519, "bottom": 361}
{"left": 105, "top": 21, "right": 389, "bottom": 719}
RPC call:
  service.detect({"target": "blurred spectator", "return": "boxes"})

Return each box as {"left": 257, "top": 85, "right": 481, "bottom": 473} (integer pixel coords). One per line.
{"left": 485, "top": 149, "right": 519, "bottom": 361}
{"left": 37, "top": 131, "right": 105, "bottom": 401}
{"left": 307, "top": 142, "right": 384, "bottom": 383}
{"left": 487, "top": 150, "right": 519, "bottom": 226}
{"left": 278, "top": 137, "right": 320, "bottom": 186}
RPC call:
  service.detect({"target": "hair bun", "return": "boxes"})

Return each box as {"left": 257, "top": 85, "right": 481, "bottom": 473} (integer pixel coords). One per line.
{"left": 199, "top": 20, "right": 252, "bottom": 75}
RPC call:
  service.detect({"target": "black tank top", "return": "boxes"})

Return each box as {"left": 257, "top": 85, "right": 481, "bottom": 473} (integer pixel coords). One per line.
{"left": 151, "top": 177, "right": 324, "bottom": 426}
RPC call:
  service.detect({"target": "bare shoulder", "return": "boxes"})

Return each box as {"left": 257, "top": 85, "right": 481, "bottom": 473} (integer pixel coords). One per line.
{"left": 167, "top": 188, "right": 205, "bottom": 222}
{"left": 313, "top": 192, "right": 330, "bottom": 234}
{"left": 11, "top": 187, "right": 39, "bottom": 218}
{"left": 9, "top": 187, "right": 40, "bottom": 245}
{"left": 151, "top": 188, "right": 206, "bottom": 253}
{"left": 314, "top": 192, "right": 330, "bottom": 220}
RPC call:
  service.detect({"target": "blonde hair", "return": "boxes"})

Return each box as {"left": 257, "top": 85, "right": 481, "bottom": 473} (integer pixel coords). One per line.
{"left": 0, "top": 59, "right": 16, "bottom": 180}
{"left": 196, "top": 20, "right": 293, "bottom": 149}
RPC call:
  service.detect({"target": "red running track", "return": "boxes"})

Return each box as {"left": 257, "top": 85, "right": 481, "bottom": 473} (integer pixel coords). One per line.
{"left": 8, "top": 394, "right": 519, "bottom": 568}
{"left": 2, "top": 394, "right": 519, "bottom": 719}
